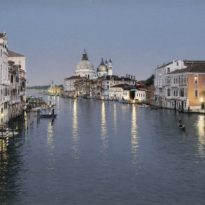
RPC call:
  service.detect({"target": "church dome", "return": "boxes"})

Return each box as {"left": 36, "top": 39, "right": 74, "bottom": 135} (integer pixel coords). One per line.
{"left": 76, "top": 60, "right": 95, "bottom": 72}
{"left": 75, "top": 50, "right": 96, "bottom": 79}
{"left": 97, "top": 58, "right": 108, "bottom": 72}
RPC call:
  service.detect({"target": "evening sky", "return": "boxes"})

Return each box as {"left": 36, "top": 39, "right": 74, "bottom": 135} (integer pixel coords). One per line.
{"left": 0, "top": 0, "right": 205, "bottom": 85}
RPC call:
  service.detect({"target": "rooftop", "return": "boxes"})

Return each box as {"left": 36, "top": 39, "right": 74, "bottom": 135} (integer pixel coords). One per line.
{"left": 170, "top": 63, "right": 205, "bottom": 74}
{"left": 0, "top": 33, "right": 6, "bottom": 38}
{"left": 64, "top": 76, "right": 82, "bottom": 80}
{"left": 8, "top": 49, "right": 25, "bottom": 57}
{"left": 111, "top": 84, "right": 136, "bottom": 90}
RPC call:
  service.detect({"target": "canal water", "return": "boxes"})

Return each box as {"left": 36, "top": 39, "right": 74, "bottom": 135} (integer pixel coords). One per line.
{"left": 1, "top": 95, "right": 205, "bottom": 205}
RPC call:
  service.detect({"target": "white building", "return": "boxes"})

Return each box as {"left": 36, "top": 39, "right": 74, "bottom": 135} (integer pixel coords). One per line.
{"left": 154, "top": 60, "right": 205, "bottom": 110}
{"left": 154, "top": 60, "right": 186, "bottom": 107}
{"left": 75, "top": 50, "right": 97, "bottom": 79}
{"left": 0, "top": 33, "right": 10, "bottom": 124}
{"left": 109, "top": 84, "right": 135, "bottom": 101}
{"left": 0, "top": 33, "right": 26, "bottom": 125}
{"left": 101, "top": 75, "right": 136, "bottom": 99}
{"left": 109, "top": 84, "right": 146, "bottom": 102}
{"left": 135, "top": 90, "right": 146, "bottom": 102}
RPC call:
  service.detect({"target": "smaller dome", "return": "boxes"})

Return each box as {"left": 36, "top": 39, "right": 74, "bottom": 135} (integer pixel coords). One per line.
{"left": 97, "top": 58, "right": 108, "bottom": 72}
{"left": 97, "top": 65, "right": 108, "bottom": 72}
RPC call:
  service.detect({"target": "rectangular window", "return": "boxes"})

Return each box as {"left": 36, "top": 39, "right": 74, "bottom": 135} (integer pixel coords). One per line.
{"left": 180, "top": 88, "right": 184, "bottom": 97}
{"left": 167, "top": 89, "right": 170, "bottom": 96}
{"left": 4, "top": 103, "right": 7, "bottom": 109}
{"left": 195, "top": 90, "right": 198, "bottom": 97}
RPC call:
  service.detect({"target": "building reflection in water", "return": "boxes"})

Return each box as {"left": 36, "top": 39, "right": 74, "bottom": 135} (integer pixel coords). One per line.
{"left": 131, "top": 105, "right": 139, "bottom": 168}
{"left": 113, "top": 103, "right": 117, "bottom": 134}
{"left": 72, "top": 99, "right": 79, "bottom": 159}
{"left": 0, "top": 139, "right": 8, "bottom": 153}
{"left": 101, "top": 101, "right": 108, "bottom": 152}
{"left": 197, "top": 115, "right": 205, "bottom": 158}
{"left": 0, "top": 138, "right": 20, "bottom": 202}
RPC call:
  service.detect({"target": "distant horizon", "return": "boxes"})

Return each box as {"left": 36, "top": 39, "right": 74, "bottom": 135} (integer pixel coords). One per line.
{"left": 1, "top": 0, "right": 205, "bottom": 85}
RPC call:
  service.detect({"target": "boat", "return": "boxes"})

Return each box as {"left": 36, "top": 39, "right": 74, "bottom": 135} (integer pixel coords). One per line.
{"left": 177, "top": 120, "right": 186, "bottom": 131}
{"left": 150, "top": 105, "right": 158, "bottom": 110}
{"left": 40, "top": 114, "right": 57, "bottom": 118}
{"left": 39, "top": 108, "right": 57, "bottom": 119}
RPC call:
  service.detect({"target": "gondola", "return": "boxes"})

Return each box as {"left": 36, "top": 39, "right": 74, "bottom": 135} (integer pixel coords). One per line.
{"left": 40, "top": 114, "right": 57, "bottom": 118}
{"left": 177, "top": 120, "right": 186, "bottom": 131}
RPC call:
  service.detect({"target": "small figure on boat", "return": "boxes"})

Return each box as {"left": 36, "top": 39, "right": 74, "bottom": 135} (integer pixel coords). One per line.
{"left": 177, "top": 120, "right": 185, "bottom": 131}
{"left": 40, "top": 108, "right": 57, "bottom": 119}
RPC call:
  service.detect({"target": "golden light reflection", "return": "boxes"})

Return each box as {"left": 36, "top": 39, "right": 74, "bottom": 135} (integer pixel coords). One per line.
{"left": 24, "top": 111, "right": 28, "bottom": 131}
{"left": 0, "top": 139, "right": 8, "bottom": 153}
{"left": 47, "top": 121, "right": 54, "bottom": 150}
{"left": 113, "top": 103, "right": 117, "bottom": 134}
{"left": 131, "top": 105, "right": 138, "bottom": 167}
{"left": 72, "top": 99, "right": 79, "bottom": 159}
{"left": 101, "top": 101, "right": 108, "bottom": 152}
{"left": 197, "top": 115, "right": 205, "bottom": 158}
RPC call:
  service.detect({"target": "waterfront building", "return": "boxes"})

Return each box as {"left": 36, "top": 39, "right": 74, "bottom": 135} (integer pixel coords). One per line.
{"left": 73, "top": 77, "right": 91, "bottom": 97}
{"left": 64, "top": 50, "right": 140, "bottom": 100}
{"left": 8, "top": 50, "right": 26, "bottom": 112}
{"left": 135, "top": 89, "right": 146, "bottom": 102}
{"left": 109, "top": 84, "right": 135, "bottom": 101}
{"left": 109, "top": 84, "right": 146, "bottom": 102}
{"left": 64, "top": 76, "right": 82, "bottom": 97}
{"left": 75, "top": 50, "right": 97, "bottom": 79}
{"left": 154, "top": 60, "right": 205, "bottom": 110}
{"left": 101, "top": 75, "right": 136, "bottom": 99}
{"left": 0, "top": 33, "right": 10, "bottom": 124}
{"left": 8, "top": 61, "right": 23, "bottom": 119}
{"left": 0, "top": 32, "right": 26, "bottom": 124}
{"left": 48, "top": 85, "right": 63, "bottom": 96}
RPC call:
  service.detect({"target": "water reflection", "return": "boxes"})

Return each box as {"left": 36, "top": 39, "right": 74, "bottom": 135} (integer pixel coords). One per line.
{"left": 72, "top": 99, "right": 79, "bottom": 159}
{"left": 131, "top": 105, "right": 138, "bottom": 168}
{"left": 0, "top": 143, "right": 9, "bottom": 202}
{"left": 197, "top": 115, "right": 205, "bottom": 158}
{"left": 101, "top": 101, "right": 108, "bottom": 152}
{"left": 47, "top": 120, "right": 54, "bottom": 150}
{"left": 113, "top": 103, "right": 117, "bottom": 134}
{"left": 0, "top": 138, "right": 21, "bottom": 203}
{"left": 0, "top": 139, "right": 8, "bottom": 153}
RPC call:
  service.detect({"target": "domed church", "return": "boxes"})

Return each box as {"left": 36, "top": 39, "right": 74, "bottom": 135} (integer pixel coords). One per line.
{"left": 97, "top": 58, "right": 108, "bottom": 77}
{"left": 75, "top": 50, "right": 97, "bottom": 79}
{"left": 97, "top": 58, "right": 113, "bottom": 77}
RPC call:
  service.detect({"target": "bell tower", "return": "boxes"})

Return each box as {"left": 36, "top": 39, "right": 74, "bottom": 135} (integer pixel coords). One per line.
{"left": 108, "top": 59, "right": 113, "bottom": 76}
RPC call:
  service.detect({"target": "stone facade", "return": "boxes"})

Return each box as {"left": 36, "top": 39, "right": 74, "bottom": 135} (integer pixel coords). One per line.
{"left": 154, "top": 60, "right": 205, "bottom": 111}
{"left": 0, "top": 33, "right": 26, "bottom": 125}
{"left": 0, "top": 33, "right": 10, "bottom": 124}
